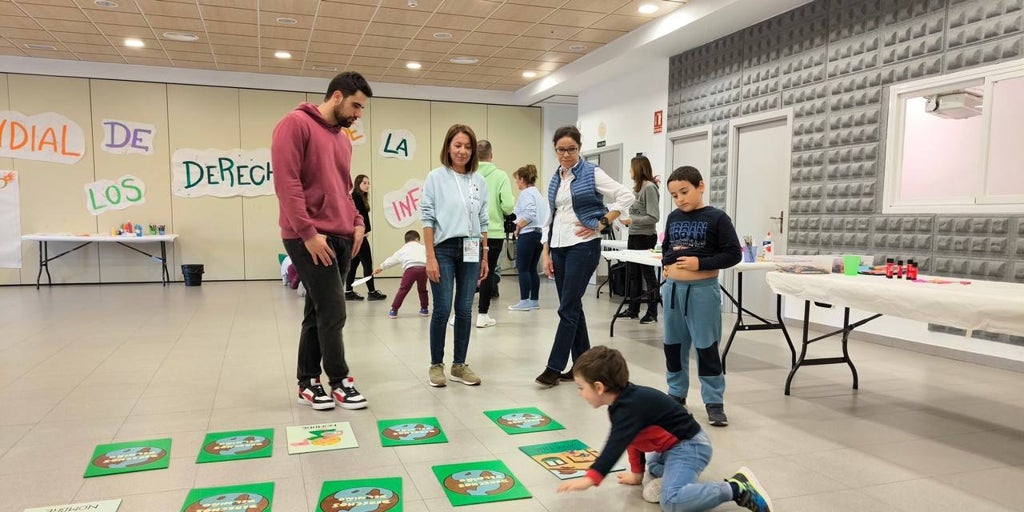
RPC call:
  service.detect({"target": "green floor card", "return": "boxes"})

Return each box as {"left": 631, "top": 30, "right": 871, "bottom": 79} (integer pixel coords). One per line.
{"left": 316, "top": 477, "right": 403, "bottom": 512}
{"left": 196, "top": 428, "right": 274, "bottom": 463}
{"left": 83, "top": 438, "right": 172, "bottom": 478}
{"left": 519, "top": 439, "right": 624, "bottom": 480}
{"left": 286, "top": 422, "right": 358, "bottom": 454}
{"left": 432, "top": 460, "right": 532, "bottom": 507}
{"left": 377, "top": 417, "right": 448, "bottom": 447}
{"left": 179, "top": 481, "right": 274, "bottom": 512}
{"left": 483, "top": 407, "right": 564, "bottom": 435}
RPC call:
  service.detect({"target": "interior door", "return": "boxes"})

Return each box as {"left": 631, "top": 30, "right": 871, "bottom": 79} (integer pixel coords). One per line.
{"left": 667, "top": 133, "right": 711, "bottom": 222}
{"left": 733, "top": 118, "right": 790, "bottom": 317}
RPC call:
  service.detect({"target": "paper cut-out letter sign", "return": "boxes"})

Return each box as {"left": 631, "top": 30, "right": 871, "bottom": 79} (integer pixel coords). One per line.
{"left": 101, "top": 119, "right": 155, "bottom": 155}
{"left": 0, "top": 111, "right": 85, "bottom": 164}
{"left": 383, "top": 179, "right": 423, "bottom": 228}
{"left": 379, "top": 129, "right": 415, "bottom": 160}
{"left": 172, "top": 148, "right": 273, "bottom": 198}
{"left": 85, "top": 174, "right": 146, "bottom": 215}
{"left": 342, "top": 118, "right": 366, "bottom": 146}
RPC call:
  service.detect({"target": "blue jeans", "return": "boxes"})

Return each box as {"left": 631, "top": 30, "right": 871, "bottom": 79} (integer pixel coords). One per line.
{"left": 647, "top": 430, "right": 732, "bottom": 511}
{"left": 429, "top": 238, "right": 480, "bottom": 365}
{"left": 516, "top": 231, "right": 542, "bottom": 301}
{"left": 662, "top": 277, "right": 726, "bottom": 404}
{"left": 546, "top": 238, "right": 602, "bottom": 371}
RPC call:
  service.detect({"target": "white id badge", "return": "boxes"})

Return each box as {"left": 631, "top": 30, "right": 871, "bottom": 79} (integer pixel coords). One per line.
{"left": 463, "top": 238, "right": 480, "bottom": 263}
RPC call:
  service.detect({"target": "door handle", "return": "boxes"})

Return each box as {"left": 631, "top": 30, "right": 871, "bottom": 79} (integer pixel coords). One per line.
{"left": 768, "top": 210, "right": 783, "bottom": 234}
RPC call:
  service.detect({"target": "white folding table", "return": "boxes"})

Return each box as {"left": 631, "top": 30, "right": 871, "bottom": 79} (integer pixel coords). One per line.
{"left": 21, "top": 233, "right": 179, "bottom": 288}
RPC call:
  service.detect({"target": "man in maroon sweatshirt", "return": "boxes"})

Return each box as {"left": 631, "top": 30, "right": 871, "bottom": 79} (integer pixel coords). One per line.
{"left": 272, "top": 71, "right": 372, "bottom": 411}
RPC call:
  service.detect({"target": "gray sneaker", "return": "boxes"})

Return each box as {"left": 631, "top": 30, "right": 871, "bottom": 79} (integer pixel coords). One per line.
{"left": 706, "top": 403, "right": 728, "bottom": 427}
{"left": 450, "top": 363, "right": 481, "bottom": 386}
{"left": 428, "top": 364, "right": 446, "bottom": 387}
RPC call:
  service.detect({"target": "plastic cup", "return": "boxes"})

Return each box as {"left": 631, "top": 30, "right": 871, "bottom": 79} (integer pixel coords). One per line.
{"left": 842, "top": 255, "right": 860, "bottom": 276}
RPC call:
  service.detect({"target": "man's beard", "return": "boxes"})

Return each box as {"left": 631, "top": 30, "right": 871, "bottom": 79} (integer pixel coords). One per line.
{"left": 333, "top": 105, "right": 353, "bottom": 128}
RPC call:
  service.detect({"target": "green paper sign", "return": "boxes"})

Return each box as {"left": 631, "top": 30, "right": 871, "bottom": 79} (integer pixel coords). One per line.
{"left": 519, "top": 439, "right": 625, "bottom": 480}
{"left": 316, "top": 477, "right": 403, "bottom": 512}
{"left": 179, "top": 481, "right": 274, "bottom": 512}
{"left": 83, "top": 438, "right": 171, "bottom": 478}
{"left": 196, "top": 428, "right": 274, "bottom": 463}
{"left": 377, "top": 417, "right": 448, "bottom": 447}
{"left": 483, "top": 407, "right": 564, "bottom": 434}
{"left": 431, "top": 460, "right": 532, "bottom": 507}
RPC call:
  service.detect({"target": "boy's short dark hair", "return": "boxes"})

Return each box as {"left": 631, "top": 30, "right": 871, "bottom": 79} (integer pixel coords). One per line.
{"left": 573, "top": 346, "right": 628, "bottom": 393}
{"left": 404, "top": 230, "right": 420, "bottom": 242}
{"left": 667, "top": 166, "right": 703, "bottom": 188}
{"left": 325, "top": 71, "right": 373, "bottom": 101}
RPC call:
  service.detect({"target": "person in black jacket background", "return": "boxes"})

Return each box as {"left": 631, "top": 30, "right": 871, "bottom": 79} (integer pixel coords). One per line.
{"left": 346, "top": 174, "right": 387, "bottom": 301}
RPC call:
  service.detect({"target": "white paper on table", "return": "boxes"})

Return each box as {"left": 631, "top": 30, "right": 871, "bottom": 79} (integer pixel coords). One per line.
{"left": 351, "top": 275, "right": 374, "bottom": 288}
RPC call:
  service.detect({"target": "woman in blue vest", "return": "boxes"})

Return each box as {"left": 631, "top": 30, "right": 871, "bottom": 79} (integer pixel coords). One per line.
{"left": 536, "top": 125, "right": 634, "bottom": 387}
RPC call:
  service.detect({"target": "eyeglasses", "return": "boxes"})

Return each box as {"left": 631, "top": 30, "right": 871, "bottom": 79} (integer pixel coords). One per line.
{"left": 555, "top": 146, "right": 579, "bottom": 155}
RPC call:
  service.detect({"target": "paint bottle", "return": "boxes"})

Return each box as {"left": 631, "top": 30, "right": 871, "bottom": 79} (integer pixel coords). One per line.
{"left": 896, "top": 259, "right": 904, "bottom": 279}
{"left": 135, "top": 224, "right": 143, "bottom": 237}
{"left": 907, "top": 259, "right": 918, "bottom": 280}
{"left": 885, "top": 258, "right": 894, "bottom": 279}
{"left": 761, "top": 231, "right": 773, "bottom": 261}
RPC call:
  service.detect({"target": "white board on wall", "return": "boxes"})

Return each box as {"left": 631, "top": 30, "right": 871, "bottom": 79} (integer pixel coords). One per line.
{"left": 0, "top": 170, "right": 21, "bottom": 268}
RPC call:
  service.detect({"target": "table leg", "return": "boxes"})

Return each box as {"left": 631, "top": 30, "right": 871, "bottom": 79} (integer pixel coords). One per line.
{"left": 777, "top": 294, "right": 796, "bottom": 367}
{"left": 721, "top": 271, "right": 744, "bottom": 373}
{"left": 784, "top": 301, "right": 878, "bottom": 395}
{"left": 160, "top": 242, "right": 169, "bottom": 285}
{"left": 842, "top": 307, "right": 860, "bottom": 390}
{"left": 35, "top": 241, "right": 45, "bottom": 289}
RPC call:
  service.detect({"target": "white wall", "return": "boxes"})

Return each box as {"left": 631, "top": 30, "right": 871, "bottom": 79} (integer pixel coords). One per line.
{"left": 540, "top": 104, "right": 579, "bottom": 190}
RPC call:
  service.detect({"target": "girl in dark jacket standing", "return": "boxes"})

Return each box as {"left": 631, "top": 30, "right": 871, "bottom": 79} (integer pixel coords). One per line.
{"left": 346, "top": 174, "right": 387, "bottom": 301}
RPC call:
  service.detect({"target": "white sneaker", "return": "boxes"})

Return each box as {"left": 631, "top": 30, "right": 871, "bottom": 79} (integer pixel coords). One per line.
{"left": 476, "top": 313, "right": 496, "bottom": 328}
{"left": 448, "top": 316, "right": 455, "bottom": 326}
{"left": 642, "top": 477, "right": 662, "bottom": 503}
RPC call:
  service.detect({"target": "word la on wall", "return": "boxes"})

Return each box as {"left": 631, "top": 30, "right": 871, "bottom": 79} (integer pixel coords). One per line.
{"left": 171, "top": 148, "right": 273, "bottom": 198}
{"left": 101, "top": 119, "right": 155, "bottom": 156}
{"left": 85, "top": 174, "right": 145, "bottom": 215}
{"left": 383, "top": 179, "right": 424, "bottom": 228}
{"left": 378, "top": 129, "right": 416, "bottom": 160}
{"left": 0, "top": 110, "right": 85, "bottom": 164}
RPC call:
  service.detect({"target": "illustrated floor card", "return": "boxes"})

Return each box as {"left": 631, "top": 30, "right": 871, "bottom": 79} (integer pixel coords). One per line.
{"left": 24, "top": 499, "right": 121, "bottom": 512}
{"left": 519, "top": 439, "right": 625, "bottom": 480}
{"left": 84, "top": 438, "right": 172, "bottom": 478}
{"left": 317, "top": 477, "right": 403, "bottom": 512}
{"left": 179, "top": 482, "right": 274, "bottom": 512}
{"left": 483, "top": 407, "right": 564, "bottom": 435}
{"left": 432, "top": 460, "right": 532, "bottom": 507}
{"left": 196, "top": 428, "right": 274, "bottom": 463}
{"left": 286, "top": 422, "right": 358, "bottom": 454}
{"left": 377, "top": 417, "right": 448, "bottom": 447}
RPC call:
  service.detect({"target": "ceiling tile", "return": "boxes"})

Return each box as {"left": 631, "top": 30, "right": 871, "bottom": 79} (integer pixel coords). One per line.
{"left": 423, "top": 70, "right": 467, "bottom": 81}
{"left": 259, "top": 26, "right": 313, "bottom": 41}
{"left": 395, "top": 49, "right": 445, "bottom": 63}
{"left": 0, "top": 17, "right": 43, "bottom": 30}
{"left": 300, "top": 40, "right": 354, "bottom": 55}
{"left": 260, "top": 0, "right": 320, "bottom": 16}
{"left": 588, "top": 13, "right": 648, "bottom": 31}
{"left": 424, "top": 15, "right": 486, "bottom": 32}
{"left": 372, "top": 6, "right": 432, "bottom": 25}
{"left": 543, "top": 8, "right": 605, "bottom": 26}
{"left": 552, "top": 40, "right": 598, "bottom": 53}
{"left": 11, "top": 0, "right": 78, "bottom": 6}
{"left": 199, "top": 0, "right": 256, "bottom": 9}
{"left": 365, "top": 22, "right": 420, "bottom": 39}
{"left": 74, "top": 0, "right": 139, "bottom": 14}
{"left": 507, "top": 0, "right": 564, "bottom": 6}
{"left": 491, "top": 3, "right": 554, "bottom": 23}
{"left": 352, "top": 46, "right": 401, "bottom": 59}
{"left": 217, "top": 53, "right": 259, "bottom": 65}
{"left": 144, "top": 15, "right": 205, "bottom": 32}
{"left": 507, "top": 36, "right": 560, "bottom": 51}
{"left": 161, "top": 40, "right": 210, "bottom": 52}
{"left": 534, "top": 61, "right": 564, "bottom": 72}
{"left": 207, "top": 33, "right": 259, "bottom": 47}
{"left": 404, "top": 39, "right": 455, "bottom": 54}
{"left": 204, "top": 21, "right": 258, "bottom": 36}
{"left": 74, "top": 52, "right": 127, "bottom": 63}
{"left": 572, "top": 27, "right": 624, "bottom": 44}
{"left": 17, "top": 3, "right": 90, "bottom": 21}
{"left": 84, "top": 10, "right": 148, "bottom": 25}
{"left": 313, "top": 16, "right": 368, "bottom": 34}
{"left": 258, "top": 11, "right": 315, "bottom": 28}
{"left": 537, "top": 50, "right": 583, "bottom": 63}
{"left": 32, "top": 19, "right": 97, "bottom": 33}
{"left": 94, "top": 23, "right": 156, "bottom": 38}
{"left": 460, "top": 31, "right": 515, "bottom": 47}
{"left": 209, "top": 43, "right": 258, "bottom": 56}
{"left": 491, "top": 46, "right": 544, "bottom": 60}
{"left": 260, "top": 59, "right": 303, "bottom": 70}
{"left": 341, "top": 65, "right": 387, "bottom": 76}
{"left": 51, "top": 31, "right": 110, "bottom": 44}
{"left": 310, "top": 30, "right": 363, "bottom": 46}
{"left": 305, "top": 51, "right": 353, "bottom": 63}
{"left": 350, "top": 55, "right": 397, "bottom": 67}
{"left": 0, "top": 2, "right": 22, "bottom": 16}
{"left": 22, "top": 49, "right": 75, "bottom": 59}
{"left": 523, "top": 23, "right": 582, "bottom": 40}
{"left": 450, "top": 44, "right": 499, "bottom": 58}
{"left": 4, "top": 28, "right": 60, "bottom": 41}
{"left": 166, "top": 50, "right": 214, "bottom": 62}
{"left": 483, "top": 56, "right": 529, "bottom": 69}
{"left": 317, "top": 2, "right": 377, "bottom": 21}
{"left": 355, "top": 34, "right": 409, "bottom": 49}
{"left": 613, "top": 0, "right": 686, "bottom": 17}
{"left": 435, "top": 0, "right": 500, "bottom": 17}
{"left": 415, "top": 28, "right": 468, "bottom": 42}
{"left": 177, "top": 60, "right": 220, "bottom": 70}
{"left": 198, "top": 5, "right": 257, "bottom": 23}
{"left": 472, "top": 65, "right": 514, "bottom": 77}
{"left": 260, "top": 37, "right": 309, "bottom": 52}
{"left": 122, "top": 55, "right": 171, "bottom": 66}
{"left": 135, "top": 0, "right": 200, "bottom": 18}
{"left": 562, "top": 0, "right": 630, "bottom": 14}
{"left": 63, "top": 42, "right": 119, "bottom": 55}
{"left": 476, "top": 18, "right": 532, "bottom": 36}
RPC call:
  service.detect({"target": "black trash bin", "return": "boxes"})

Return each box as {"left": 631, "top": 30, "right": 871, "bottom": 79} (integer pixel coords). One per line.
{"left": 182, "top": 264, "right": 205, "bottom": 286}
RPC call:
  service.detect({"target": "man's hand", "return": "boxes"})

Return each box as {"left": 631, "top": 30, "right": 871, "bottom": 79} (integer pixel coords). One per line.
{"left": 673, "top": 256, "right": 699, "bottom": 271}
{"left": 616, "top": 472, "right": 643, "bottom": 486}
{"left": 556, "top": 477, "right": 594, "bottom": 493}
{"left": 351, "top": 226, "right": 365, "bottom": 258}
{"left": 304, "top": 234, "right": 335, "bottom": 266}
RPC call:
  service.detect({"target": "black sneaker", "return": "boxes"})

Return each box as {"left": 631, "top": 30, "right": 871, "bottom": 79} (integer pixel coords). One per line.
{"left": 706, "top": 403, "right": 728, "bottom": 427}
{"left": 639, "top": 312, "right": 658, "bottom": 324}
{"left": 535, "top": 368, "right": 560, "bottom": 388}
{"left": 345, "top": 291, "right": 364, "bottom": 301}
{"left": 367, "top": 290, "right": 387, "bottom": 301}
{"left": 615, "top": 309, "right": 639, "bottom": 319}
{"left": 727, "top": 466, "right": 774, "bottom": 511}
{"left": 298, "top": 378, "right": 335, "bottom": 410}
{"left": 331, "top": 377, "right": 368, "bottom": 410}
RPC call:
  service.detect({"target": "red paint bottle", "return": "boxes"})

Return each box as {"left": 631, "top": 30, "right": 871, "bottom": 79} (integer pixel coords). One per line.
{"left": 896, "top": 259, "right": 904, "bottom": 279}
{"left": 885, "top": 258, "right": 894, "bottom": 279}
{"left": 907, "top": 259, "right": 918, "bottom": 280}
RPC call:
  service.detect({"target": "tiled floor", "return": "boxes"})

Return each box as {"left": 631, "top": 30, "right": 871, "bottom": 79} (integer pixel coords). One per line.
{"left": 0, "top": 279, "right": 1021, "bottom": 511}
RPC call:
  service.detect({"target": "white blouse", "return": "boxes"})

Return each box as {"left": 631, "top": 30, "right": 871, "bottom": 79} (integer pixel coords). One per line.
{"left": 544, "top": 159, "right": 635, "bottom": 248}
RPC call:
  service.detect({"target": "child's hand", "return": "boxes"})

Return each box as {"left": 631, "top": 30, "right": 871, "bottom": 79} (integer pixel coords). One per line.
{"left": 673, "top": 256, "right": 699, "bottom": 271}
{"left": 373, "top": 267, "right": 382, "bottom": 275}
{"left": 556, "top": 478, "right": 594, "bottom": 493}
{"left": 616, "top": 472, "right": 643, "bottom": 486}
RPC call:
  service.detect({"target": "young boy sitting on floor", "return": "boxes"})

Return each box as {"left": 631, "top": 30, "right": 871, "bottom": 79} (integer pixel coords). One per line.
{"left": 556, "top": 345, "right": 772, "bottom": 512}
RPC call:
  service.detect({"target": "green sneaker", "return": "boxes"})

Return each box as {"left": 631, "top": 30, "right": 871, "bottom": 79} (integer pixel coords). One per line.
{"left": 450, "top": 363, "right": 481, "bottom": 386}
{"left": 727, "top": 466, "right": 773, "bottom": 512}
{"left": 428, "top": 364, "right": 446, "bottom": 387}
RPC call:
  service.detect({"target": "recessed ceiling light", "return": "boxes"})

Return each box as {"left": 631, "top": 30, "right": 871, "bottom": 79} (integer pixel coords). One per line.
{"left": 433, "top": 32, "right": 453, "bottom": 39}
{"left": 124, "top": 38, "right": 144, "bottom": 48}
{"left": 274, "top": 50, "right": 292, "bottom": 59}
{"left": 94, "top": 0, "right": 118, "bottom": 7}
{"left": 162, "top": 31, "right": 199, "bottom": 42}
{"left": 311, "top": 65, "right": 337, "bottom": 72}
{"left": 637, "top": 2, "right": 659, "bottom": 14}
{"left": 23, "top": 43, "right": 57, "bottom": 50}
{"left": 406, "top": 62, "right": 422, "bottom": 70}
{"left": 276, "top": 16, "right": 298, "bottom": 25}
{"left": 522, "top": 71, "right": 537, "bottom": 78}
{"left": 449, "top": 56, "right": 478, "bottom": 65}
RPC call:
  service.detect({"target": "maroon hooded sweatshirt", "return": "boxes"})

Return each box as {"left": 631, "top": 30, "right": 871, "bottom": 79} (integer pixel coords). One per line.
{"left": 272, "top": 102, "right": 364, "bottom": 241}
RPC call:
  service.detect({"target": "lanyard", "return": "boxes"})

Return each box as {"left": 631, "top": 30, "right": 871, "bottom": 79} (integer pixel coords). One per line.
{"left": 449, "top": 168, "right": 476, "bottom": 235}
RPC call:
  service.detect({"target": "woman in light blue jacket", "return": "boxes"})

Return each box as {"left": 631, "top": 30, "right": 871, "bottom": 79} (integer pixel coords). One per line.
{"left": 508, "top": 164, "right": 548, "bottom": 311}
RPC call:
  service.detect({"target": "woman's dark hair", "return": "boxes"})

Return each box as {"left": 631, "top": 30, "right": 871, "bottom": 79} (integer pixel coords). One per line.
{"left": 352, "top": 174, "right": 369, "bottom": 211}
{"left": 439, "top": 124, "right": 479, "bottom": 173}
{"left": 630, "top": 156, "right": 655, "bottom": 193}
{"left": 573, "top": 346, "right": 629, "bottom": 394}
{"left": 514, "top": 164, "right": 538, "bottom": 186}
{"left": 552, "top": 125, "right": 581, "bottom": 146}
{"left": 325, "top": 71, "right": 373, "bottom": 101}
{"left": 666, "top": 166, "right": 703, "bottom": 188}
